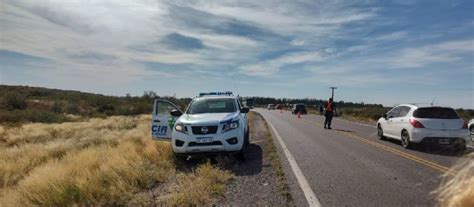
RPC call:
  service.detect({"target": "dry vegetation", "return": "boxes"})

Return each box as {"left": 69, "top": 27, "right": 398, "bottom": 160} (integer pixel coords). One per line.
{"left": 0, "top": 115, "right": 232, "bottom": 206}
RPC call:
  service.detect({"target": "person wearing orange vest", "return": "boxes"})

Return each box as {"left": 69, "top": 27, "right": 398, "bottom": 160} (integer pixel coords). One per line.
{"left": 324, "top": 98, "right": 335, "bottom": 129}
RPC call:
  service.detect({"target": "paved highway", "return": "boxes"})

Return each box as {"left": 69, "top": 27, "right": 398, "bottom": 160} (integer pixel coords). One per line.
{"left": 255, "top": 109, "right": 471, "bottom": 207}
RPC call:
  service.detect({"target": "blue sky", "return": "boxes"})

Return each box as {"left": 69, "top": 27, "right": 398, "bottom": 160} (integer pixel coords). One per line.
{"left": 1, "top": 0, "right": 473, "bottom": 108}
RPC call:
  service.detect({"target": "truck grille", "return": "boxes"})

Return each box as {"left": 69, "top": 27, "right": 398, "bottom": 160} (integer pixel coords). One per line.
{"left": 191, "top": 126, "right": 218, "bottom": 135}
{"left": 188, "top": 141, "right": 223, "bottom": 147}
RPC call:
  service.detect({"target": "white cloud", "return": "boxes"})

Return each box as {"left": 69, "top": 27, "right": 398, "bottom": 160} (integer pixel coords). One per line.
{"left": 381, "top": 39, "right": 473, "bottom": 68}
{"left": 434, "top": 40, "right": 474, "bottom": 51}
{"left": 240, "top": 64, "right": 278, "bottom": 76}
{"left": 290, "top": 39, "right": 305, "bottom": 46}
{"left": 178, "top": 32, "right": 259, "bottom": 50}
{"left": 240, "top": 51, "right": 325, "bottom": 76}
{"left": 189, "top": 0, "right": 376, "bottom": 35}
{"left": 372, "top": 31, "right": 407, "bottom": 41}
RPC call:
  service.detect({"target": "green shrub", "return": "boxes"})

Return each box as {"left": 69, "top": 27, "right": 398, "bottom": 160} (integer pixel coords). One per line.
{"left": 340, "top": 107, "right": 389, "bottom": 121}
{"left": 0, "top": 109, "right": 70, "bottom": 123}
{"left": 4, "top": 92, "right": 27, "bottom": 110}
{"left": 65, "top": 103, "right": 80, "bottom": 114}
{"left": 51, "top": 101, "right": 63, "bottom": 113}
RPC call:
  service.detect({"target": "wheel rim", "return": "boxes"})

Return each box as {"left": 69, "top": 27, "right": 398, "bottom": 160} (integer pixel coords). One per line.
{"left": 401, "top": 131, "right": 409, "bottom": 147}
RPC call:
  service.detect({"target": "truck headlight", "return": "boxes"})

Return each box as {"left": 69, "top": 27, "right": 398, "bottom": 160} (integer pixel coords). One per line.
{"left": 223, "top": 120, "right": 239, "bottom": 132}
{"left": 175, "top": 123, "right": 187, "bottom": 134}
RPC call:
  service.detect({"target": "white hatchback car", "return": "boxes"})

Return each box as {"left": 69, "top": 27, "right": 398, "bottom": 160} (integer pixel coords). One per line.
{"left": 151, "top": 92, "right": 249, "bottom": 160}
{"left": 376, "top": 104, "right": 470, "bottom": 151}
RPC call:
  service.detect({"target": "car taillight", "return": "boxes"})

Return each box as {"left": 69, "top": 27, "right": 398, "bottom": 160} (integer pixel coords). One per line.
{"left": 409, "top": 119, "right": 425, "bottom": 128}
{"left": 462, "top": 122, "right": 468, "bottom": 129}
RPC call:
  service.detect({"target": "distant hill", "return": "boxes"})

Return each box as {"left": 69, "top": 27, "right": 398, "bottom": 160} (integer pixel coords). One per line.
{"left": 0, "top": 85, "right": 190, "bottom": 123}
{"left": 1, "top": 85, "right": 472, "bottom": 123}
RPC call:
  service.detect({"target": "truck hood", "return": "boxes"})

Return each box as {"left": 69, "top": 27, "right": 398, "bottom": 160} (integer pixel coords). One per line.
{"left": 178, "top": 112, "right": 239, "bottom": 125}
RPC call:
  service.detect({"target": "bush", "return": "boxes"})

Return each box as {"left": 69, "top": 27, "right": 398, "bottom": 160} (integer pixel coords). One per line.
{"left": 96, "top": 104, "right": 115, "bottom": 115}
{"left": 0, "top": 110, "right": 69, "bottom": 123}
{"left": 340, "top": 107, "right": 389, "bottom": 121}
{"left": 4, "top": 92, "right": 27, "bottom": 110}
{"left": 65, "top": 103, "right": 80, "bottom": 114}
{"left": 51, "top": 101, "right": 63, "bottom": 113}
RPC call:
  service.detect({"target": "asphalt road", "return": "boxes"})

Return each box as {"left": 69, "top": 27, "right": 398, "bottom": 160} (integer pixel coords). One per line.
{"left": 255, "top": 108, "right": 471, "bottom": 207}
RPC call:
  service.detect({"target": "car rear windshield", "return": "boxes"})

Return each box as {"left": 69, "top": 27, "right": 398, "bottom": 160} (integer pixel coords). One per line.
{"left": 295, "top": 104, "right": 306, "bottom": 109}
{"left": 186, "top": 98, "right": 236, "bottom": 114}
{"left": 413, "top": 107, "right": 459, "bottom": 119}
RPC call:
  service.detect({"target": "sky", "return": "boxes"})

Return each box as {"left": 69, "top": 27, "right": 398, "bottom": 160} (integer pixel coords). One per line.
{"left": 1, "top": 0, "right": 473, "bottom": 108}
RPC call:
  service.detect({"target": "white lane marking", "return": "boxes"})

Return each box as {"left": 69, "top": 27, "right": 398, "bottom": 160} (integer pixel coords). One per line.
{"left": 261, "top": 112, "right": 321, "bottom": 207}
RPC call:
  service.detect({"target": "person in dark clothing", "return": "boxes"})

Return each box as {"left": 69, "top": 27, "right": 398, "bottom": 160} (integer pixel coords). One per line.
{"left": 324, "top": 98, "right": 335, "bottom": 129}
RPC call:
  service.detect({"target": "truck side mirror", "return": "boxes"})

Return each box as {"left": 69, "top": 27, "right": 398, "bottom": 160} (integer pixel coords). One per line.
{"left": 240, "top": 107, "right": 249, "bottom": 113}
{"left": 170, "top": 109, "right": 182, "bottom": 117}
{"left": 382, "top": 114, "right": 388, "bottom": 120}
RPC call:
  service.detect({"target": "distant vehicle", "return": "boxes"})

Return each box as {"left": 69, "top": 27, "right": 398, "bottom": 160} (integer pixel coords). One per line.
{"left": 151, "top": 91, "right": 250, "bottom": 160}
{"left": 292, "top": 104, "right": 307, "bottom": 115}
{"left": 319, "top": 105, "right": 324, "bottom": 115}
{"left": 469, "top": 119, "right": 474, "bottom": 134}
{"left": 245, "top": 98, "right": 255, "bottom": 109}
{"left": 376, "top": 104, "right": 469, "bottom": 151}
{"left": 267, "top": 104, "right": 276, "bottom": 110}
{"left": 275, "top": 104, "right": 283, "bottom": 110}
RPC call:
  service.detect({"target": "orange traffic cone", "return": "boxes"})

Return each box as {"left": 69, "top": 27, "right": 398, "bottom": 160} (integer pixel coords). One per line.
{"left": 297, "top": 111, "right": 301, "bottom": 118}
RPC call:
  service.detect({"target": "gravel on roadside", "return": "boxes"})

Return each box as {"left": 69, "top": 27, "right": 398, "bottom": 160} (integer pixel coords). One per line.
{"left": 216, "top": 112, "right": 293, "bottom": 206}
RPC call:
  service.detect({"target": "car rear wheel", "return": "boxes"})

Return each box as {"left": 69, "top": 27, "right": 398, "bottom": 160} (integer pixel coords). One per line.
{"left": 401, "top": 130, "right": 411, "bottom": 149}
{"left": 377, "top": 125, "right": 385, "bottom": 140}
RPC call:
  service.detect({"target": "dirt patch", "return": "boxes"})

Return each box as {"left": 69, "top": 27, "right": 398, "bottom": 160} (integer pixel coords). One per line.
{"left": 216, "top": 111, "right": 292, "bottom": 206}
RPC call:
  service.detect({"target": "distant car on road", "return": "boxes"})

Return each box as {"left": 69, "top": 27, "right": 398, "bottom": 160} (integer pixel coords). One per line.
{"left": 376, "top": 104, "right": 469, "bottom": 151}
{"left": 469, "top": 119, "right": 474, "bottom": 134}
{"left": 292, "top": 104, "right": 307, "bottom": 115}
{"left": 267, "top": 104, "right": 276, "bottom": 110}
{"left": 244, "top": 98, "right": 255, "bottom": 109}
{"left": 275, "top": 104, "right": 283, "bottom": 110}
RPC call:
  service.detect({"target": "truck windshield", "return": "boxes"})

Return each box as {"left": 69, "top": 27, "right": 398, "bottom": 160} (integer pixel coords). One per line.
{"left": 187, "top": 98, "right": 236, "bottom": 114}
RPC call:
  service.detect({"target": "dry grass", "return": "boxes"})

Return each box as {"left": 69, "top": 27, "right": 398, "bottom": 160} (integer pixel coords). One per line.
{"left": 436, "top": 153, "right": 474, "bottom": 207}
{"left": 0, "top": 115, "right": 232, "bottom": 206}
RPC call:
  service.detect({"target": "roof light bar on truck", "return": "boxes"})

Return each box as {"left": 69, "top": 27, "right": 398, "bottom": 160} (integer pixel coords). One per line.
{"left": 199, "top": 91, "right": 233, "bottom": 97}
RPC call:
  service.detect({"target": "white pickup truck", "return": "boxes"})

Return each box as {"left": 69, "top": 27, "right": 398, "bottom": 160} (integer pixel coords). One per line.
{"left": 151, "top": 92, "right": 250, "bottom": 160}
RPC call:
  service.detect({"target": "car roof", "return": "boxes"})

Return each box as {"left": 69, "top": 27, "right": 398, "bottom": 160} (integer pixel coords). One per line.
{"left": 394, "top": 104, "right": 454, "bottom": 109}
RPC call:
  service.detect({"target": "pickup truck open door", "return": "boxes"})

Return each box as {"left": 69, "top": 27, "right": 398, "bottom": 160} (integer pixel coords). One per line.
{"left": 151, "top": 99, "right": 182, "bottom": 140}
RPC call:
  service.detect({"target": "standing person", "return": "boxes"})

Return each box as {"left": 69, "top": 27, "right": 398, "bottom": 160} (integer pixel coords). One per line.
{"left": 324, "top": 98, "right": 335, "bottom": 129}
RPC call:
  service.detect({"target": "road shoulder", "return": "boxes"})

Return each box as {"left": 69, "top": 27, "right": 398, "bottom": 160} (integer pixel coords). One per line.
{"left": 216, "top": 111, "right": 293, "bottom": 206}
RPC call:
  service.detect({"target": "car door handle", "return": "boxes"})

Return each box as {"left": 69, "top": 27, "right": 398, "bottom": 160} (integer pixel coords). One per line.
{"left": 400, "top": 119, "right": 404, "bottom": 122}
{"left": 153, "top": 120, "right": 161, "bottom": 123}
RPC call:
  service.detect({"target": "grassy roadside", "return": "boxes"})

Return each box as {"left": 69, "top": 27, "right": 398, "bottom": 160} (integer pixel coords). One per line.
{"left": 250, "top": 112, "right": 292, "bottom": 202}
{"left": 0, "top": 115, "right": 231, "bottom": 206}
